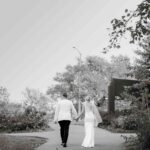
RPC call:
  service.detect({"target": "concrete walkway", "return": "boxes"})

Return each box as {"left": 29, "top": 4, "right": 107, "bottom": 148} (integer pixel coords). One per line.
{"left": 7, "top": 123, "right": 136, "bottom": 150}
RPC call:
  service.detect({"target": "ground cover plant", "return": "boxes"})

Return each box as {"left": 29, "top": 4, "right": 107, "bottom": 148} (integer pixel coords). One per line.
{"left": 0, "top": 135, "right": 47, "bottom": 150}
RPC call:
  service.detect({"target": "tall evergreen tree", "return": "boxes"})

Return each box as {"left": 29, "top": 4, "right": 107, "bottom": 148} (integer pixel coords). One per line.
{"left": 134, "top": 36, "right": 150, "bottom": 80}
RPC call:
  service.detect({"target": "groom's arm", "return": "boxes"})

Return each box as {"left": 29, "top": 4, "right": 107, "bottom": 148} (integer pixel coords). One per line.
{"left": 71, "top": 102, "right": 78, "bottom": 120}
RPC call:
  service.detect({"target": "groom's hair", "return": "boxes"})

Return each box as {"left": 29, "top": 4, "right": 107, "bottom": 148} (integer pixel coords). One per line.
{"left": 63, "top": 93, "right": 68, "bottom": 98}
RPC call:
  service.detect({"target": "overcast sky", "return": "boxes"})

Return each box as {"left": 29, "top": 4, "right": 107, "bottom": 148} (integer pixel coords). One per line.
{"left": 0, "top": 0, "right": 142, "bottom": 103}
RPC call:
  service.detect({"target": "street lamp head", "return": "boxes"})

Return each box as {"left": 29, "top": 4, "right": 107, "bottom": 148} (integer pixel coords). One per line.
{"left": 72, "top": 46, "right": 82, "bottom": 57}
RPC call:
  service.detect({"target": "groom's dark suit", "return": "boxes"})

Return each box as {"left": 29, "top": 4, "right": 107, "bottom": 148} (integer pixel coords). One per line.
{"left": 54, "top": 96, "right": 77, "bottom": 147}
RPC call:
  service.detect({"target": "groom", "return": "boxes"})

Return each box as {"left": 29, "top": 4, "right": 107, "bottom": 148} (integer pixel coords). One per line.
{"left": 54, "top": 93, "right": 78, "bottom": 147}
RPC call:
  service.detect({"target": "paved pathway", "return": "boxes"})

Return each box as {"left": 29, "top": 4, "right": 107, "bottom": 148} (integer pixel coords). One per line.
{"left": 7, "top": 123, "right": 136, "bottom": 150}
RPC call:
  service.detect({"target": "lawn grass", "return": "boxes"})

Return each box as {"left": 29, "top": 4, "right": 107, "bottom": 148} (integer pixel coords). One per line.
{"left": 0, "top": 135, "right": 47, "bottom": 150}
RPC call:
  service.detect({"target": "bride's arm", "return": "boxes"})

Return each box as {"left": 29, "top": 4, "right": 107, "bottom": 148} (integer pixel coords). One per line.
{"left": 92, "top": 102, "right": 102, "bottom": 124}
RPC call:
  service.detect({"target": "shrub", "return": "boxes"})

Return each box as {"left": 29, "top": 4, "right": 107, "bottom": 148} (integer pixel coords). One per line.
{"left": 122, "top": 114, "right": 138, "bottom": 130}
{"left": 135, "top": 110, "right": 150, "bottom": 149}
{"left": 110, "top": 116, "right": 125, "bottom": 129}
{"left": 115, "top": 109, "right": 132, "bottom": 116}
{"left": 99, "top": 111, "right": 111, "bottom": 126}
{"left": 121, "top": 81, "right": 150, "bottom": 149}
{"left": 0, "top": 106, "right": 49, "bottom": 132}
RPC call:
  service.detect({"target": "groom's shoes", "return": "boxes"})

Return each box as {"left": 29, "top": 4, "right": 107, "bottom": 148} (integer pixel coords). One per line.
{"left": 63, "top": 143, "right": 67, "bottom": 147}
{"left": 61, "top": 142, "right": 67, "bottom": 147}
{"left": 61, "top": 143, "right": 67, "bottom": 147}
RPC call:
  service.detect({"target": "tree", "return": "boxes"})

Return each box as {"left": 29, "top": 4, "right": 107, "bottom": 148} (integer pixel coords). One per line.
{"left": 0, "top": 86, "right": 9, "bottom": 113}
{"left": 134, "top": 36, "right": 150, "bottom": 80}
{"left": 47, "top": 64, "right": 86, "bottom": 101}
{"left": 84, "top": 56, "right": 111, "bottom": 97}
{"left": 23, "top": 88, "right": 52, "bottom": 113}
{"left": 0, "top": 86, "right": 9, "bottom": 104}
{"left": 47, "top": 65, "right": 79, "bottom": 99}
{"left": 104, "top": 0, "right": 150, "bottom": 52}
{"left": 110, "top": 55, "right": 131, "bottom": 79}
{"left": 47, "top": 55, "right": 131, "bottom": 102}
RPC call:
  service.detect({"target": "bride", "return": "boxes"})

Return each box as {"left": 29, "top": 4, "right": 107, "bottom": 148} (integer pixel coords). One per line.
{"left": 76, "top": 96, "right": 102, "bottom": 148}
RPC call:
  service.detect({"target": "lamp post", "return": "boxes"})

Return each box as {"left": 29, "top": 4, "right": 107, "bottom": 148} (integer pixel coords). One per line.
{"left": 73, "top": 46, "right": 82, "bottom": 115}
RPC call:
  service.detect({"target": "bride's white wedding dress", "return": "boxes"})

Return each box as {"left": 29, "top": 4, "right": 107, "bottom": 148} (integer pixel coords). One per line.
{"left": 82, "top": 101, "right": 102, "bottom": 148}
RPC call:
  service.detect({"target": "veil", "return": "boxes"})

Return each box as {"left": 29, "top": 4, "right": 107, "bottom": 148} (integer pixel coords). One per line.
{"left": 92, "top": 102, "right": 102, "bottom": 125}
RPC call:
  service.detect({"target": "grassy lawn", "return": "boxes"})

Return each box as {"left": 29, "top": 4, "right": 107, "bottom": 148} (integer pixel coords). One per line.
{"left": 0, "top": 135, "right": 47, "bottom": 150}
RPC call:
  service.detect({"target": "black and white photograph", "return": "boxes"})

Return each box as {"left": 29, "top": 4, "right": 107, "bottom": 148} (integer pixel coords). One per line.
{"left": 0, "top": 0, "right": 150, "bottom": 150}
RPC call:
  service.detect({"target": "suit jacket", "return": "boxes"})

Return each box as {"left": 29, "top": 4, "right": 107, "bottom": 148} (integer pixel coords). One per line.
{"left": 54, "top": 99, "right": 77, "bottom": 122}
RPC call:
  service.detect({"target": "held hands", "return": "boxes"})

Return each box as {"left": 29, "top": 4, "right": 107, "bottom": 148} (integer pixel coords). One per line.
{"left": 75, "top": 116, "right": 80, "bottom": 122}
